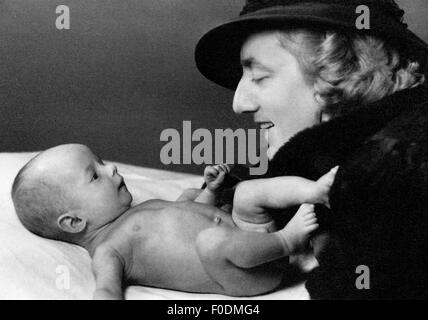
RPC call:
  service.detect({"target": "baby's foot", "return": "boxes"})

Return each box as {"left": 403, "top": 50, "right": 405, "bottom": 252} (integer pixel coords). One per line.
{"left": 311, "top": 166, "right": 339, "bottom": 208}
{"left": 204, "top": 164, "right": 231, "bottom": 192}
{"left": 275, "top": 204, "right": 319, "bottom": 254}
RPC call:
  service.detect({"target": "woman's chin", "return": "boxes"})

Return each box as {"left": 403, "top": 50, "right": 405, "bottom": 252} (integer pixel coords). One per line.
{"left": 267, "top": 146, "right": 279, "bottom": 160}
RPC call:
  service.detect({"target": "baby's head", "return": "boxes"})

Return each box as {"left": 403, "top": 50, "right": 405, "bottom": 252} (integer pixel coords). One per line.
{"left": 11, "top": 144, "right": 133, "bottom": 244}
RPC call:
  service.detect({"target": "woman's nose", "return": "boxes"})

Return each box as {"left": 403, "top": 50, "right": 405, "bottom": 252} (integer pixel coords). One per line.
{"left": 232, "top": 78, "right": 259, "bottom": 114}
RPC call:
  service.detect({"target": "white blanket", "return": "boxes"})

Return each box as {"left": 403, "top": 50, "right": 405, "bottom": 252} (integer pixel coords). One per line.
{"left": 0, "top": 152, "right": 314, "bottom": 300}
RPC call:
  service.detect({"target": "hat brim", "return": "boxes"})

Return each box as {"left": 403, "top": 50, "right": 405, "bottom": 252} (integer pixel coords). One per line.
{"left": 195, "top": 3, "right": 428, "bottom": 90}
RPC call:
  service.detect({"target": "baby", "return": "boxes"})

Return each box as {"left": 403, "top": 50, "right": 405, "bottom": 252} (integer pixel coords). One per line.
{"left": 11, "top": 144, "right": 337, "bottom": 299}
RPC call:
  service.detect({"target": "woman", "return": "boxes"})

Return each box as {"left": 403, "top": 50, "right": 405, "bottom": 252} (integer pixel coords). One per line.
{"left": 195, "top": 0, "right": 428, "bottom": 299}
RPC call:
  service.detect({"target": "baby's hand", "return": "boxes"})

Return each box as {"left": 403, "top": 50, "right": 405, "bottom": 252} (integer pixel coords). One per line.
{"left": 204, "top": 164, "right": 231, "bottom": 192}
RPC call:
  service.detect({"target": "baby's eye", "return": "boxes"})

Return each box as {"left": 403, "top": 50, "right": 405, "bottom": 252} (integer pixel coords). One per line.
{"left": 91, "top": 172, "right": 99, "bottom": 182}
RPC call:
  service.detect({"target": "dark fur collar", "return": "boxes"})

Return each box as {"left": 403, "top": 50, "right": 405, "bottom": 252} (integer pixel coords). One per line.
{"left": 267, "top": 84, "right": 428, "bottom": 180}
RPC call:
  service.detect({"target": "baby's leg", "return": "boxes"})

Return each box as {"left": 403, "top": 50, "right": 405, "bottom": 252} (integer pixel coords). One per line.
{"left": 275, "top": 204, "right": 318, "bottom": 253}
{"left": 310, "top": 166, "right": 339, "bottom": 208}
{"left": 232, "top": 212, "right": 277, "bottom": 233}
{"left": 196, "top": 209, "right": 317, "bottom": 297}
{"left": 232, "top": 180, "right": 278, "bottom": 233}
{"left": 196, "top": 227, "right": 284, "bottom": 296}
{"left": 232, "top": 167, "right": 337, "bottom": 232}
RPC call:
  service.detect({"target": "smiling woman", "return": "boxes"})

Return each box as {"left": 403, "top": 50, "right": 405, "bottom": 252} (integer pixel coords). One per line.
{"left": 233, "top": 31, "right": 324, "bottom": 159}
{"left": 238, "top": 26, "right": 425, "bottom": 159}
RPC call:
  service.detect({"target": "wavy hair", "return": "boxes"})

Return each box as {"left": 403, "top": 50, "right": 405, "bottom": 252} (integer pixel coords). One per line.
{"left": 276, "top": 29, "right": 426, "bottom": 116}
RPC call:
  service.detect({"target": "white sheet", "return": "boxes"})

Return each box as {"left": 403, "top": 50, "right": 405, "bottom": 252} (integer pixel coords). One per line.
{"left": 0, "top": 152, "right": 314, "bottom": 300}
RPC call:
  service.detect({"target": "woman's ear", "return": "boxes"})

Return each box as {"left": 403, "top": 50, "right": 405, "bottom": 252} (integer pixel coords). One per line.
{"left": 320, "top": 111, "right": 332, "bottom": 123}
{"left": 314, "top": 92, "right": 324, "bottom": 106}
{"left": 57, "top": 212, "right": 87, "bottom": 234}
{"left": 314, "top": 92, "right": 331, "bottom": 123}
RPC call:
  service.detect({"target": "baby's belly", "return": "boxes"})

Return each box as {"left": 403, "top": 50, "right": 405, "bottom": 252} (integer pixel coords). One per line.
{"left": 131, "top": 243, "right": 221, "bottom": 293}
{"left": 127, "top": 201, "right": 234, "bottom": 293}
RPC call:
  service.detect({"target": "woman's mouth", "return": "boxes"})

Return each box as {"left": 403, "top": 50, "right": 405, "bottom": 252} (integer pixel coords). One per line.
{"left": 258, "top": 122, "right": 274, "bottom": 130}
{"left": 257, "top": 121, "right": 277, "bottom": 159}
{"left": 257, "top": 122, "right": 274, "bottom": 145}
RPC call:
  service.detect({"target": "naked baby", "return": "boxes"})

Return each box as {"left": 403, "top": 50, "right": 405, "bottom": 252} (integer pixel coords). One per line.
{"left": 11, "top": 144, "right": 337, "bottom": 299}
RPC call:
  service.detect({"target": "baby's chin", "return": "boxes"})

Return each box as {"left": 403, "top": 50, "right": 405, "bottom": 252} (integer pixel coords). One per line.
{"left": 124, "top": 191, "right": 133, "bottom": 208}
{"left": 121, "top": 197, "right": 134, "bottom": 214}
{"left": 121, "top": 186, "right": 133, "bottom": 205}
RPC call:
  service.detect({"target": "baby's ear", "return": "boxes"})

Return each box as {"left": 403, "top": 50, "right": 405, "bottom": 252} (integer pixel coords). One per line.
{"left": 57, "top": 212, "right": 87, "bottom": 234}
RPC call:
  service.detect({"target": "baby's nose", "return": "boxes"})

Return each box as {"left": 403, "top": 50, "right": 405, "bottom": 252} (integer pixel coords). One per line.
{"left": 107, "top": 163, "right": 117, "bottom": 176}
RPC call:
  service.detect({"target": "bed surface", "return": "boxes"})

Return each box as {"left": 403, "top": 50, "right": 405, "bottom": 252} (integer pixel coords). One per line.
{"left": 0, "top": 152, "right": 315, "bottom": 300}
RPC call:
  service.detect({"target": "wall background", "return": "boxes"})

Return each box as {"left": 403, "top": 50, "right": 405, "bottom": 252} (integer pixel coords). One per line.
{"left": 1, "top": 0, "right": 427, "bottom": 174}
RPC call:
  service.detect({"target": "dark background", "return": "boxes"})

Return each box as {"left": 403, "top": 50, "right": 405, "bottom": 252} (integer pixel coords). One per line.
{"left": 1, "top": 0, "right": 427, "bottom": 174}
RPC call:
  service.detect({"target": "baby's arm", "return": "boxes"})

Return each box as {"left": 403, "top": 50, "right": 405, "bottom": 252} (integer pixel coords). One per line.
{"left": 233, "top": 167, "right": 338, "bottom": 219}
{"left": 176, "top": 188, "right": 203, "bottom": 201}
{"left": 92, "top": 246, "right": 125, "bottom": 300}
{"left": 194, "top": 164, "right": 230, "bottom": 205}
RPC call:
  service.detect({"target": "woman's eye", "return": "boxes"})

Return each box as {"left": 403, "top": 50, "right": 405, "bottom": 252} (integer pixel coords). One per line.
{"left": 252, "top": 76, "right": 268, "bottom": 84}
{"left": 91, "top": 172, "right": 99, "bottom": 181}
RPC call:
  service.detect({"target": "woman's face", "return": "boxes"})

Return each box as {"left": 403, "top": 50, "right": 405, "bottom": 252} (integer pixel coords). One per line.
{"left": 233, "top": 31, "right": 323, "bottom": 159}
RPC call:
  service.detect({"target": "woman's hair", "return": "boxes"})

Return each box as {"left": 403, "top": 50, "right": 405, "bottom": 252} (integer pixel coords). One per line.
{"left": 276, "top": 29, "right": 426, "bottom": 116}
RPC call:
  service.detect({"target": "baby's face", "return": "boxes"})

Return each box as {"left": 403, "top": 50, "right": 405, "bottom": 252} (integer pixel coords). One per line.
{"left": 34, "top": 144, "right": 133, "bottom": 228}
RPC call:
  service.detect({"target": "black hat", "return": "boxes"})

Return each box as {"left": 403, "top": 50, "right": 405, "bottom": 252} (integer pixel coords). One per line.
{"left": 195, "top": 0, "right": 428, "bottom": 90}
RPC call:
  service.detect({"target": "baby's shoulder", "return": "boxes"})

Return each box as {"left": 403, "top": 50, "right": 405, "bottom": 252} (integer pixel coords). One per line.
{"left": 92, "top": 234, "right": 133, "bottom": 271}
